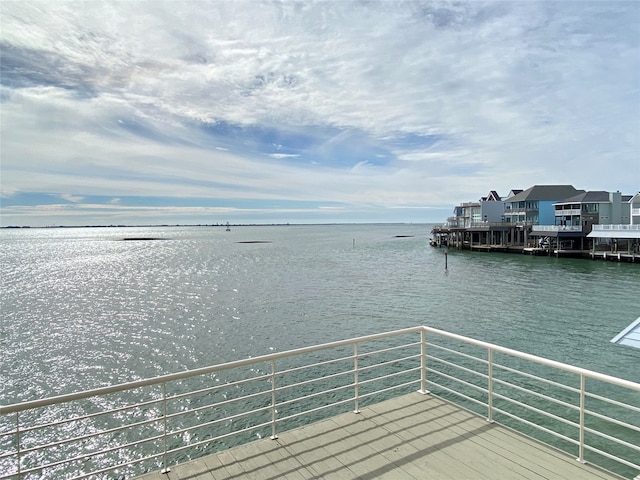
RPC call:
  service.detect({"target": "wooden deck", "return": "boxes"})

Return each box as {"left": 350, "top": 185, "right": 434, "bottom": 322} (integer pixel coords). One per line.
{"left": 136, "top": 393, "right": 622, "bottom": 480}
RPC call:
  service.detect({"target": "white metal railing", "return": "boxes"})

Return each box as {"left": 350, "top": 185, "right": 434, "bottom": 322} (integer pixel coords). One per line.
{"left": 1, "top": 326, "right": 639, "bottom": 480}
{"left": 532, "top": 225, "right": 583, "bottom": 232}
{"left": 554, "top": 209, "right": 581, "bottom": 216}
{"left": 593, "top": 224, "right": 640, "bottom": 231}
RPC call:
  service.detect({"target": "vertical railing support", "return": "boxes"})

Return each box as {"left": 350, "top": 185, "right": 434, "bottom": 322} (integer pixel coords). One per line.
{"left": 161, "top": 383, "right": 171, "bottom": 474}
{"left": 353, "top": 342, "right": 360, "bottom": 413}
{"left": 418, "top": 329, "right": 429, "bottom": 394}
{"left": 270, "top": 359, "right": 278, "bottom": 439}
{"left": 577, "top": 373, "right": 585, "bottom": 463}
{"left": 16, "top": 412, "right": 21, "bottom": 480}
{"left": 487, "top": 348, "right": 494, "bottom": 423}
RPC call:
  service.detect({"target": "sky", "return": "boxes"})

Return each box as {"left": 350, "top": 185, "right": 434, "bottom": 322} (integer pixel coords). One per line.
{"left": 1, "top": 1, "right": 639, "bottom": 227}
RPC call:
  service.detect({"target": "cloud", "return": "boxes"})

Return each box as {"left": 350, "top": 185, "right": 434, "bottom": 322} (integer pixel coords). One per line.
{"left": 1, "top": 1, "right": 638, "bottom": 226}
{"left": 268, "top": 153, "right": 300, "bottom": 159}
{"left": 59, "top": 194, "right": 84, "bottom": 203}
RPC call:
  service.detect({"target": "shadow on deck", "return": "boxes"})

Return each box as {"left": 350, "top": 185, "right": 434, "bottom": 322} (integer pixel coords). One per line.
{"left": 135, "top": 393, "right": 622, "bottom": 480}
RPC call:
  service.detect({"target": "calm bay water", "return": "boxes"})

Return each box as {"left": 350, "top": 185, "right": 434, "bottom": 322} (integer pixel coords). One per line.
{"left": 2, "top": 223, "right": 639, "bottom": 405}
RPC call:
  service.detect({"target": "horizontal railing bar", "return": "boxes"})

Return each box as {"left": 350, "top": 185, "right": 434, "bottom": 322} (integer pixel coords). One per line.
{"left": 492, "top": 392, "right": 578, "bottom": 429}
{"left": 358, "top": 379, "right": 420, "bottom": 400}
{"left": 277, "top": 397, "right": 355, "bottom": 424}
{"left": 169, "top": 370, "right": 277, "bottom": 403}
{"left": 585, "top": 409, "right": 640, "bottom": 434}
{"left": 165, "top": 389, "right": 271, "bottom": 422}
{"left": 70, "top": 449, "right": 164, "bottom": 480}
{"left": 13, "top": 414, "right": 163, "bottom": 457}
{"left": 493, "top": 363, "right": 578, "bottom": 394}
{"left": 491, "top": 407, "right": 578, "bottom": 446}
{"left": 165, "top": 419, "right": 274, "bottom": 459}
{"left": 584, "top": 426, "right": 640, "bottom": 452}
{"left": 585, "top": 391, "right": 640, "bottom": 415}
{"left": 17, "top": 432, "right": 165, "bottom": 476}
{"left": 272, "top": 342, "right": 418, "bottom": 379}
{"left": 425, "top": 381, "right": 487, "bottom": 409}
{"left": 358, "top": 367, "right": 421, "bottom": 387}
{"left": 427, "top": 355, "right": 488, "bottom": 380}
{"left": 167, "top": 375, "right": 266, "bottom": 403}
{"left": 356, "top": 341, "right": 421, "bottom": 359}
{"left": 167, "top": 404, "right": 272, "bottom": 439}
{"left": 9, "top": 396, "right": 164, "bottom": 437}
{"left": 274, "top": 369, "right": 353, "bottom": 393}
{"left": 1, "top": 327, "right": 424, "bottom": 413}
{"left": 274, "top": 354, "right": 354, "bottom": 377}
{"left": 357, "top": 355, "right": 420, "bottom": 373}
{"left": 492, "top": 378, "right": 578, "bottom": 411}
{"left": 422, "top": 326, "right": 640, "bottom": 391}
{"left": 425, "top": 342, "right": 488, "bottom": 366}
{"left": 276, "top": 383, "right": 355, "bottom": 409}
{"left": 0, "top": 451, "right": 15, "bottom": 461}
{"left": 583, "top": 444, "right": 640, "bottom": 471}
{"left": 427, "top": 367, "right": 488, "bottom": 393}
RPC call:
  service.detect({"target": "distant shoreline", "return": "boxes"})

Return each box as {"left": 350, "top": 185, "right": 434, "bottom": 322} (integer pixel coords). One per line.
{"left": 1, "top": 222, "right": 430, "bottom": 229}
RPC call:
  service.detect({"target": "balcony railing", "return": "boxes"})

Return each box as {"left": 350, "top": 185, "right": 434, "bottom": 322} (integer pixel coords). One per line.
{"left": 593, "top": 224, "right": 640, "bottom": 231}
{"left": 554, "top": 209, "right": 581, "bottom": 216}
{"left": 532, "top": 225, "right": 583, "bottom": 232}
{"left": 1, "top": 327, "right": 639, "bottom": 480}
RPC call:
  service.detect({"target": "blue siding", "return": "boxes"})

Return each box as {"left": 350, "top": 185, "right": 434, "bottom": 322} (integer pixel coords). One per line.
{"left": 538, "top": 200, "right": 557, "bottom": 225}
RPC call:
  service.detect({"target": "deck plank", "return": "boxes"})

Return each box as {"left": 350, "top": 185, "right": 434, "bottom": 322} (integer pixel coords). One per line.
{"left": 136, "top": 393, "right": 623, "bottom": 480}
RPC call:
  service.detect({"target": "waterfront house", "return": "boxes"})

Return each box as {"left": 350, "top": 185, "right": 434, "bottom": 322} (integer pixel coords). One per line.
{"left": 503, "top": 185, "right": 584, "bottom": 225}
{"left": 437, "top": 190, "right": 513, "bottom": 247}
{"left": 585, "top": 191, "right": 640, "bottom": 256}
{"left": 500, "top": 185, "right": 583, "bottom": 248}
{"left": 553, "top": 191, "right": 631, "bottom": 228}
{"left": 529, "top": 191, "right": 633, "bottom": 251}
{"left": 632, "top": 192, "right": 640, "bottom": 225}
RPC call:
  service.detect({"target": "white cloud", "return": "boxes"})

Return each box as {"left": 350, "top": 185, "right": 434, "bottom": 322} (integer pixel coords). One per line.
{"left": 268, "top": 153, "right": 300, "bottom": 159}
{"left": 59, "top": 194, "right": 84, "bottom": 203}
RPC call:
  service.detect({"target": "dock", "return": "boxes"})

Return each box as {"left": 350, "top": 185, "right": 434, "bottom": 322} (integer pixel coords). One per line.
{"left": 135, "top": 393, "right": 621, "bottom": 480}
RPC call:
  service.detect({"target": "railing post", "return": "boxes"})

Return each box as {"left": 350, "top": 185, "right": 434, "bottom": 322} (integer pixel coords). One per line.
{"left": 487, "top": 348, "right": 494, "bottom": 423}
{"left": 161, "top": 382, "right": 171, "bottom": 474}
{"left": 16, "top": 412, "right": 21, "bottom": 480}
{"left": 353, "top": 342, "right": 360, "bottom": 414}
{"left": 418, "top": 328, "right": 429, "bottom": 394}
{"left": 270, "top": 359, "right": 278, "bottom": 439}
{"left": 577, "top": 373, "right": 585, "bottom": 463}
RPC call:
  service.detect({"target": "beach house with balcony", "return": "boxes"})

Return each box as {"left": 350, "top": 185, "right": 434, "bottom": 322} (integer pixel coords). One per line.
{"left": 585, "top": 191, "right": 640, "bottom": 257}
{"left": 446, "top": 191, "right": 511, "bottom": 228}
{"left": 501, "top": 185, "right": 583, "bottom": 248}
{"left": 503, "top": 185, "right": 584, "bottom": 225}
{"left": 535, "top": 191, "right": 632, "bottom": 251}
{"left": 632, "top": 192, "right": 640, "bottom": 225}
{"left": 554, "top": 191, "right": 631, "bottom": 229}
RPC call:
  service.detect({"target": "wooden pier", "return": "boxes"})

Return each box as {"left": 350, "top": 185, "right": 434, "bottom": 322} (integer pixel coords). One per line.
{"left": 136, "top": 393, "right": 622, "bottom": 480}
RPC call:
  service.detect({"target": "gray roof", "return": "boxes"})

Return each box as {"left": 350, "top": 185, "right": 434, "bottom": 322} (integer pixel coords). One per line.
{"left": 507, "top": 185, "right": 583, "bottom": 202}
{"left": 558, "top": 191, "right": 610, "bottom": 203}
